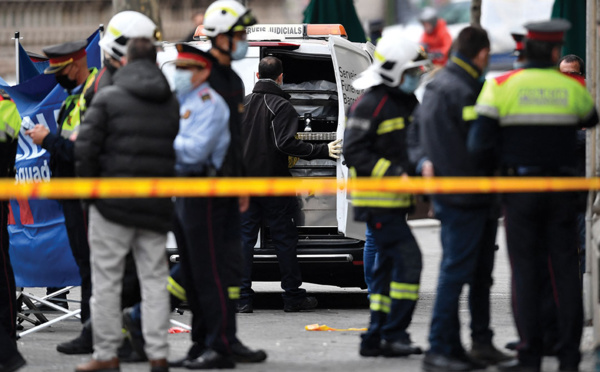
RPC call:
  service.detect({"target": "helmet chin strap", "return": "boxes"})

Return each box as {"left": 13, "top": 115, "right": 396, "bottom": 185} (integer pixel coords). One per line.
{"left": 211, "top": 33, "right": 234, "bottom": 59}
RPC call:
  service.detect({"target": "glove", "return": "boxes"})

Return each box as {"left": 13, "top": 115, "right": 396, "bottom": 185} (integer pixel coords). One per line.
{"left": 327, "top": 138, "right": 342, "bottom": 159}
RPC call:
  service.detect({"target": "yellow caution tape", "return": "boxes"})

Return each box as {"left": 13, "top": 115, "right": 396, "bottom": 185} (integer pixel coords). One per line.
{"left": 305, "top": 323, "right": 367, "bottom": 332}
{"left": 0, "top": 177, "right": 599, "bottom": 200}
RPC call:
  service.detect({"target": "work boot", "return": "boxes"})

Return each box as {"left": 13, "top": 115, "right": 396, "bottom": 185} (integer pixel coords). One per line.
{"left": 57, "top": 319, "right": 93, "bottom": 354}
{"left": 122, "top": 307, "right": 147, "bottom": 361}
{"left": 283, "top": 296, "right": 318, "bottom": 312}
{"left": 149, "top": 358, "right": 168, "bottom": 372}
{"left": 75, "top": 357, "right": 120, "bottom": 372}
{"left": 422, "top": 352, "right": 473, "bottom": 372}
{"left": 231, "top": 342, "right": 267, "bottom": 363}
{"left": 183, "top": 349, "right": 235, "bottom": 369}
{"left": 468, "top": 341, "right": 514, "bottom": 365}
{"left": 380, "top": 339, "right": 422, "bottom": 357}
{"left": 168, "top": 343, "right": 204, "bottom": 367}
{"left": 0, "top": 351, "right": 26, "bottom": 372}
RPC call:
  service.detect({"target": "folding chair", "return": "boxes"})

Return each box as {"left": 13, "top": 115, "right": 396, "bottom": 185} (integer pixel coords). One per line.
{"left": 17, "top": 286, "right": 82, "bottom": 337}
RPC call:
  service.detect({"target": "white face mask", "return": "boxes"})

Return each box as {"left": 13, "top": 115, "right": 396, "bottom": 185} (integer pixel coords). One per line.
{"left": 173, "top": 69, "right": 194, "bottom": 95}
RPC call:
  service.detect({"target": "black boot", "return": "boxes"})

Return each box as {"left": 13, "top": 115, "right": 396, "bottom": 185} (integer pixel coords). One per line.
{"left": 56, "top": 319, "right": 93, "bottom": 354}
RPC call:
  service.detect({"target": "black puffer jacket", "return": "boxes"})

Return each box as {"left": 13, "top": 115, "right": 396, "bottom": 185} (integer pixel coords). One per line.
{"left": 242, "top": 80, "right": 329, "bottom": 177}
{"left": 75, "top": 60, "right": 179, "bottom": 232}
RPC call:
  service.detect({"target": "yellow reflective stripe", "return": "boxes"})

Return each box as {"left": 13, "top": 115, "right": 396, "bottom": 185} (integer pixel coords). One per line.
{"left": 61, "top": 68, "right": 98, "bottom": 139}
{"left": 462, "top": 106, "right": 477, "bottom": 121}
{"left": 228, "top": 286, "right": 240, "bottom": 300}
{"left": 373, "top": 50, "right": 386, "bottom": 63}
{"left": 0, "top": 100, "right": 21, "bottom": 142}
{"left": 451, "top": 56, "right": 479, "bottom": 79}
{"left": 167, "top": 276, "right": 187, "bottom": 301}
{"left": 390, "top": 282, "right": 419, "bottom": 300}
{"left": 349, "top": 166, "right": 357, "bottom": 178}
{"left": 206, "top": 6, "right": 239, "bottom": 18}
{"left": 351, "top": 191, "right": 414, "bottom": 208}
{"left": 377, "top": 117, "right": 405, "bottom": 135}
{"left": 371, "top": 158, "right": 391, "bottom": 178}
{"left": 370, "top": 293, "right": 391, "bottom": 313}
{"left": 108, "top": 24, "right": 122, "bottom": 37}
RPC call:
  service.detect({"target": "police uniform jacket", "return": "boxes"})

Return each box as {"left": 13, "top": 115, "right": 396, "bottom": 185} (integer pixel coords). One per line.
{"left": 42, "top": 68, "right": 98, "bottom": 178}
{"left": 469, "top": 62, "right": 599, "bottom": 174}
{"left": 174, "top": 82, "right": 230, "bottom": 176}
{"left": 242, "top": 79, "right": 329, "bottom": 177}
{"left": 343, "top": 84, "right": 418, "bottom": 221}
{"left": 410, "top": 55, "right": 493, "bottom": 208}
{"left": 75, "top": 59, "right": 180, "bottom": 233}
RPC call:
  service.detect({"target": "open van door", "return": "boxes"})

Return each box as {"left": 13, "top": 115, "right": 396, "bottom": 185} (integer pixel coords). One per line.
{"left": 329, "top": 36, "right": 372, "bottom": 240}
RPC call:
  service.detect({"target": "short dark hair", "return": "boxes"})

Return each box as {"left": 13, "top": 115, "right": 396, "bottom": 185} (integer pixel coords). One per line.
{"left": 127, "top": 37, "right": 157, "bottom": 62}
{"left": 455, "top": 26, "right": 490, "bottom": 59}
{"left": 258, "top": 56, "right": 282, "bottom": 80}
{"left": 525, "top": 39, "right": 559, "bottom": 63}
{"left": 558, "top": 54, "right": 585, "bottom": 76}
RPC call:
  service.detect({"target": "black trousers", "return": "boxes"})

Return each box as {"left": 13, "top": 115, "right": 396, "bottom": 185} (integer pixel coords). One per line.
{"left": 0, "top": 200, "right": 18, "bottom": 363}
{"left": 175, "top": 197, "right": 242, "bottom": 356}
{"left": 60, "top": 200, "right": 92, "bottom": 323}
{"left": 504, "top": 192, "right": 582, "bottom": 369}
{"left": 239, "top": 197, "right": 305, "bottom": 304}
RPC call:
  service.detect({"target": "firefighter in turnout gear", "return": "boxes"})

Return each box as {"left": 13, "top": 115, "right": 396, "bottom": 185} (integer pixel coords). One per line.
{"left": 0, "top": 90, "right": 26, "bottom": 372}
{"left": 468, "top": 19, "right": 599, "bottom": 371}
{"left": 25, "top": 40, "right": 97, "bottom": 337}
{"left": 343, "top": 31, "right": 430, "bottom": 358}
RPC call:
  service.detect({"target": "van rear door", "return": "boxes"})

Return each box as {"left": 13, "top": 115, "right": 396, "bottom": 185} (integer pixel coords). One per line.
{"left": 329, "top": 36, "right": 372, "bottom": 240}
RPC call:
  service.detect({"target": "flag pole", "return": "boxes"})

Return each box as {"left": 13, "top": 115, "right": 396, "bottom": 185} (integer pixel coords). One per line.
{"left": 13, "top": 31, "right": 20, "bottom": 85}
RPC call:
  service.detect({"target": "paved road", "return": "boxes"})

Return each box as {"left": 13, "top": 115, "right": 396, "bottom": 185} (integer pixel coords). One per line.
{"left": 14, "top": 224, "right": 597, "bottom": 371}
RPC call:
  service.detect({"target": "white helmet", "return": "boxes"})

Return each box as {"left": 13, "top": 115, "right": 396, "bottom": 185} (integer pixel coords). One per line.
{"left": 99, "top": 11, "right": 159, "bottom": 60}
{"left": 203, "top": 0, "right": 257, "bottom": 38}
{"left": 353, "top": 29, "right": 430, "bottom": 90}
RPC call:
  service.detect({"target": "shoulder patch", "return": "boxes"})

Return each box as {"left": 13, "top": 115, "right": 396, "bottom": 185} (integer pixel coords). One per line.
{"left": 494, "top": 69, "right": 523, "bottom": 86}
{"left": 201, "top": 93, "right": 211, "bottom": 102}
{"left": 0, "top": 89, "right": 10, "bottom": 101}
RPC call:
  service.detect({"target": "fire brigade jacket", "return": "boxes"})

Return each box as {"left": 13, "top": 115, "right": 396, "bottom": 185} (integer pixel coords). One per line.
{"left": 75, "top": 60, "right": 179, "bottom": 233}
{"left": 343, "top": 84, "right": 418, "bottom": 221}
{"left": 242, "top": 79, "right": 329, "bottom": 177}
{"left": 42, "top": 68, "right": 98, "bottom": 178}
{"left": 469, "top": 62, "right": 599, "bottom": 175}
{"left": 410, "top": 55, "right": 494, "bottom": 208}
{"left": 0, "top": 90, "right": 21, "bottom": 178}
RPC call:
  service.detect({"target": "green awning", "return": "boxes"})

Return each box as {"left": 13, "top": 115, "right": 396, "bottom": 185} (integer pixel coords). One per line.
{"left": 551, "top": 0, "right": 586, "bottom": 59}
{"left": 303, "top": 0, "right": 367, "bottom": 43}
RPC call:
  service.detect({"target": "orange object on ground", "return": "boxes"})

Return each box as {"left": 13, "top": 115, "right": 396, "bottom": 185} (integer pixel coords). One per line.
{"left": 168, "top": 327, "right": 190, "bottom": 334}
{"left": 305, "top": 323, "right": 367, "bottom": 332}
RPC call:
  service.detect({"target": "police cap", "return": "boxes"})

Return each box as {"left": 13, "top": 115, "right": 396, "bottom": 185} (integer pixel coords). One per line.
{"left": 42, "top": 40, "right": 88, "bottom": 74}
{"left": 174, "top": 44, "right": 212, "bottom": 69}
{"left": 524, "top": 19, "right": 571, "bottom": 44}
{"left": 511, "top": 32, "right": 525, "bottom": 52}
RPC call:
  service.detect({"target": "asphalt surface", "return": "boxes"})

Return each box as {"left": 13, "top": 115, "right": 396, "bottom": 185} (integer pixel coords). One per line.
{"left": 13, "top": 223, "right": 597, "bottom": 371}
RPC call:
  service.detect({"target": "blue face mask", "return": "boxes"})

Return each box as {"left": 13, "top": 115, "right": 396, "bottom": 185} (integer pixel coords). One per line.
{"left": 513, "top": 61, "right": 526, "bottom": 69}
{"left": 231, "top": 40, "right": 249, "bottom": 60}
{"left": 478, "top": 67, "right": 489, "bottom": 83}
{"left": 399, "top": 74, "right": 420, "bottom": 94}
{"left": 173, "top": 69, "right": 194, "bottom": 95}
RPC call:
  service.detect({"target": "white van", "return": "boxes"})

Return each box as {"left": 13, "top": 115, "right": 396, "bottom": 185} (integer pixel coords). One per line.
{"left": 159, "top": 24, "right": 374, "bottom": 288}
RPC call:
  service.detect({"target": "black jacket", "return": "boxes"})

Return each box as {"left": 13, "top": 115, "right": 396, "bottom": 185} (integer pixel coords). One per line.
{"left": 343, "top": 84, "right": 419, "bottom": 220}
{"left": 409, "top": 56, "right": 493, "bottom": 208}
{"left": 75, "top": 60, "right": 179, "bottom": 233}
{"left": 208, "top": 54, "right": 246, "bottom": 177}
{"left": 242, "top": 80, "right": 329, "bottom": 177}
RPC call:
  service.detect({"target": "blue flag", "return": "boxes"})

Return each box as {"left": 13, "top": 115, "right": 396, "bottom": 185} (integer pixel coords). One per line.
{"left": 3, "top": 30, "right": 101, "bottom": 287}
{"left": 18, "top": 44, "right": 50, "bottom": 83}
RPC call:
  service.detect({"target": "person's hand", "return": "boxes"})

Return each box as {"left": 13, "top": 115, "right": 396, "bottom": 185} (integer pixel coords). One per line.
{"left": 239, "top": 196, "right": 250, "bottom": 213}
{"left": 421, "top": 160, "right": 434, "bottom": 177}
{"left": 328, "top": 138, "right": 342, "bottom": 159}
{"left": 25, "top": 124, "right": 50, "bottom": 145}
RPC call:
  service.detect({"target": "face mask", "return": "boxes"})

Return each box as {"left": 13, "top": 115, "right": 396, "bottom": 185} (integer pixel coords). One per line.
{"left": 513, "top": 61, "right": 526, "bottom": 69}
{"left": 173, "top": 69, "right": 194, "bottom": 95}
{"left": 231, "top": 40, "right": 249, "bottom": 60}
{"left": 56, "top": 74, "right": 78, "bottom": 91}
{"left": 399, "top": 74, "right": 420, "bottom": 94}
{"left": 478, "top": 67, "right": 489, "bottom": 83}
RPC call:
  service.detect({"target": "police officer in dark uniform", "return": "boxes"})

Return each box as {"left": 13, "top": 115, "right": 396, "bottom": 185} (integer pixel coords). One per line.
{"left": 169, "top": 0, "right": 267, "bottom": 368}
{"left": 468, "top": 20, "right": 599, "bottom": 372}
{"left": 0, "top": 90, "right": 26, "bottom": 372}
{"left": 25, "top": 40, "right": 97, "bottom": 353}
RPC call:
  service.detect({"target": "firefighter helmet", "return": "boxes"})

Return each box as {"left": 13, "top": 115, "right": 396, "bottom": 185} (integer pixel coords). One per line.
{"left": 353, "top": 29, "right": 430, "bottom": 90}
{"left": 203, "top": 0, "right": 257, "bottom": 38}
{"left": 99, "top": 11, "right": 160, "bottom": 60}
